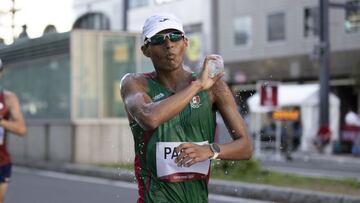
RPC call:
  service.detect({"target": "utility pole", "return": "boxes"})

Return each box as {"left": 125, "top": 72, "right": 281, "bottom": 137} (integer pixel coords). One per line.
{"left": 0, "top": 0, "right": 20, "bottom": 42}
{"left": 319, "top": 0, "right": 330, "bottom": 128}
{"left": 10, "top": 0, "right": 17, "bottom": 41}
{"left": 123, "top": 0, "right": 128, "bottom": 31}
{"left": 318, "top": 0, "right": 360, "bottom": 128}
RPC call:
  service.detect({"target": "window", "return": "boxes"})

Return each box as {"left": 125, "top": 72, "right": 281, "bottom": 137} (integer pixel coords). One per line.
{"left": 267, "top": 12, "right": 286, "bottom": 42}
{"left": 233, "top": 16, "right": 252, "bottom": 46}
{"left": 155, "top": 0, "right": 178, "bottom": 5}
{"left": 73, "top": 13, "right": 110, "bottom": 30}
{"left": 183, "top": 24, "right": 204, "bottom": 71}
{"left": 304, "top": 7, "right": 319, "bottom": 37}
{"left": 345, "top": 0, "right": 360, "bottom": 33}
{"left": 129, "top": 0, "right": 148, "bottom": 9}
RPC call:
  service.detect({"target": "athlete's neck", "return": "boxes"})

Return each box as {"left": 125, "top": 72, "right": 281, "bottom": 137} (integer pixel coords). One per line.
{"left": 155, "top": 68, "right": 193, "bottom": 92}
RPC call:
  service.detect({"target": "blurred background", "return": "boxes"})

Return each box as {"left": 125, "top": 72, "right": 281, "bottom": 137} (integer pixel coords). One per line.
{"left": 0, "top": 1, "right": 360, "bottom": 202}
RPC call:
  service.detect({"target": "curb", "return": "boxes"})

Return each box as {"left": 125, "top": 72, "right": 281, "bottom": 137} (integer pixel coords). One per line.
{"left": 14, "top": 161, "right": 360, "bottom": 203}
{"left": 209, "top": 180, "right": 360, "bottom": 203}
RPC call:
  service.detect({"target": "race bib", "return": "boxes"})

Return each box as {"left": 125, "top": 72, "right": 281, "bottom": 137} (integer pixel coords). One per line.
{"left": 156, "top": 141, "right": 210, "bottom": 182}
{"left": 0, "top": 127, "right": 4, "bottom": 145}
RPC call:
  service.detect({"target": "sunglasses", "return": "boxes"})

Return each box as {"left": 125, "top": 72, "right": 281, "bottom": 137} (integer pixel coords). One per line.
{"left": 144, "top": 31, "right": 184, "bottom": 46}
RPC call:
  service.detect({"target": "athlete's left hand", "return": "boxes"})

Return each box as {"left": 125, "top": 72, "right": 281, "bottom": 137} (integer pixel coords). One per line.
{"left": 175, "top": 143, "right": 213, "bottom": 167}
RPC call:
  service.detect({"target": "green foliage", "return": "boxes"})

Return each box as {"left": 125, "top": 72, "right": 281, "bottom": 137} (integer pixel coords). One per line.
{"left": 211, "top": 159, "right": 261, "bottom": 176}
{"left": 210, "top": 159, "right": 360, "bottom": 196}
{"left": 100, "top": 159, "right": 360, "bottom": 196}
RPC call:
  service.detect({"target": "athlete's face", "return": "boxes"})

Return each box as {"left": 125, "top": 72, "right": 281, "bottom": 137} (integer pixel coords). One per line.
{"left": 142, "top": 29, "right": 188, "bottom": 72}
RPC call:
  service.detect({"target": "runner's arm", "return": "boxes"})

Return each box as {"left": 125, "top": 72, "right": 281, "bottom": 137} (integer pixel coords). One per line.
{"left": 211, "top": 80, "right": 253, "bottom": 160}
{"left": 120, "top": 71, "right": 222, "bottom": 130}
{"left": 174, "top": 80, "right": 252, "bottom": 167}
{"left": 0, "top": 92, "right": 27, "bottom": 136}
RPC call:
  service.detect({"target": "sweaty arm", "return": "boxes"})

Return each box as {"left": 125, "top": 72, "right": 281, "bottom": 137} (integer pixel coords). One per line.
{"left": 120, "top": 73, "right": 223, "bottom": 130}
{"left": 174, "top": 80, "right": 252, "bottom": 167}
{"left": 211, "top": 80, "right": 253, "bottom": 160}
{"left": 0, "top": 91, "right": 27, "bottom": 136}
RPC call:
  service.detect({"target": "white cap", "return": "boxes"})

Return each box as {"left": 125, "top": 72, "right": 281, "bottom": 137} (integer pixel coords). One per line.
{"left": 142, "top": 13, "right": 184, "bottom": 42}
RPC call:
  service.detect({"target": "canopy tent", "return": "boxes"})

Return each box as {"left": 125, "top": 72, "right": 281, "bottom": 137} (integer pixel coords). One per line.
{"left": 247, "top": 84, "right": 340, "bottom": 153}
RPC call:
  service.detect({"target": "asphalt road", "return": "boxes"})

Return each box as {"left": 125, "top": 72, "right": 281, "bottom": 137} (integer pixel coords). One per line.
{"left": 6, "top": 167, "right": 273, "bottom": 203}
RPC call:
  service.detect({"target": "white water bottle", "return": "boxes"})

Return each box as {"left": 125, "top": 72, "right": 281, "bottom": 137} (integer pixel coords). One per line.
{"left": 207, "top": 55, "right": 224, "bottom": 78}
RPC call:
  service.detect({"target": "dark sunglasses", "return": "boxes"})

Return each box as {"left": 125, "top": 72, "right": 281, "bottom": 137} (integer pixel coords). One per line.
{"left": 144, "top": 31, "right": 184, "bottom": 46}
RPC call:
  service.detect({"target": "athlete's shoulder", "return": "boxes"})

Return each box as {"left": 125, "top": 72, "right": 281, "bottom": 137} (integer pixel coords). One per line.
{"left": 120, "top": 73, "right": 148, "bottom": 89}
{"left": 209, "top": 79, "right": 232, "bottom": 102}
{"left": 1, "top": 89, "right": 20, "bottom": 108}
{"left": 2, "top": 89, "right": 17, "bottom": 100}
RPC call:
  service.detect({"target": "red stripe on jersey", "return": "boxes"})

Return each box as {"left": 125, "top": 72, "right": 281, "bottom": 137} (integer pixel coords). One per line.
{"left": 134, "top": 155, "right": 144, "bottom": 203}
{"left": 135, "top": 129, "right": 153, "bottom": 203}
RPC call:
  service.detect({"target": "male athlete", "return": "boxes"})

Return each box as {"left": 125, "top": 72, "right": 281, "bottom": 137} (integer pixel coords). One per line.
{"left": 0, "top": 58, "right": 27, "bottom": 203}
{"left": 120, "top": 13, "right": 252, "bottom": 203}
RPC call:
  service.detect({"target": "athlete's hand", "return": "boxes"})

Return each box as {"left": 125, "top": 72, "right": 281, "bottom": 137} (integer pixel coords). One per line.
{"left": 197, "top": 55, "right": 224, "bottom": 91}
{"left": 175, "top": 143, "right": 213, "bottom": 167}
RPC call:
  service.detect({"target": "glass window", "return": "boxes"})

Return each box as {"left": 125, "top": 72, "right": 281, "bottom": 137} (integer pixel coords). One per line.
{"left": 154, "top": 0, "right": 178, "bottom": 5}
{"left": 72, "top": 31, "right": 141, "bottom": 119}
{"left": 304, "top": 7, "right": 319, "bottom": 37}
{"left": 1, "top": 55, "right": 71, "bottom": 119}
{"left": 129, "top": 0, "right": 148, "bottom": 9}
{"left": 102, "top": 35, "right": 137, "bottom": 117}
{"left": 233, "top": 16, "right": 252, "bottom": 46}
{"left": 183, "top": 24, "right": 204, "bottom": 71}
{"left": 72, "top": 32, "right": 100, "bottom": 118}
{"left": 267, "top": 12, "right": 286, "bottom": 42}
{"left": 345, "top": 0, "right": 360, "bottom": 33}
{"left": 73, "top": 12, "right": 110, "bottom": 30}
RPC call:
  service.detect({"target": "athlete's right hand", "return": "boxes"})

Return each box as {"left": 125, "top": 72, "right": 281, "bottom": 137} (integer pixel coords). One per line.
{"left": 197, "top": 55, "right": 224, "bottom": 90}
{"left": 175, "top": 143, "right": 213, "bottom": 167}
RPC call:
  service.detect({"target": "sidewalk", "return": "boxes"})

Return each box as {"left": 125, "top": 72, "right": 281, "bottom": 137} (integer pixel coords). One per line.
{"left": 14, "top": 153, "right": 360, "bottom": 203}
{"left": 260, "top": 151, "right": 360, "bottom": 181}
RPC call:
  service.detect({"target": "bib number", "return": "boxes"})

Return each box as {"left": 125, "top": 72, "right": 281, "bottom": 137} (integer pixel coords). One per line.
{"left": 156, "top": 141, "right": 210, "bottom": 182}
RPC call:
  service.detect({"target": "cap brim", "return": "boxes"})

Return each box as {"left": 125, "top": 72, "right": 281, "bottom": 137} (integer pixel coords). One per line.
{"left": 143, "top": 24, "right": 184, "bottom": 41}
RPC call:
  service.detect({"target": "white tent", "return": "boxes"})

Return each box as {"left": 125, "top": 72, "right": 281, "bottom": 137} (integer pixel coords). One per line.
{"left": 247, "top": 84, "right": 340, "bottom": 153}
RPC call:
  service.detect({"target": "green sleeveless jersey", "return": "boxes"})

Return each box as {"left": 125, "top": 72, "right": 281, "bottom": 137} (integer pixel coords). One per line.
{"left": 130, "top": 72, "right": 216, "bottom": 203}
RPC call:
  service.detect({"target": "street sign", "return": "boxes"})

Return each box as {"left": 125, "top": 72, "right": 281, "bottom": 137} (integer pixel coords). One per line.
{"left": 272, "top": 110, "right": 300, "bottom": 121}
{"left": 258, "top": 81, "right": 278, "bottom": 107}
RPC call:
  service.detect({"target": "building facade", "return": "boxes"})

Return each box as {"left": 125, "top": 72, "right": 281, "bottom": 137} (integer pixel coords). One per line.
{"left": 73, "top": 0, "right": 360, "bottom": 118}
{"left": 73, "top": 0, "right": 125, "bottom": 31}
{"left": 217, "top": 0, "right": 360, "bottom": 122}
{"left": 72, "top": 0, "right": 360, "bottom": 155}
{"left": 73, "top": 0, "right": 218, "bottom": 70}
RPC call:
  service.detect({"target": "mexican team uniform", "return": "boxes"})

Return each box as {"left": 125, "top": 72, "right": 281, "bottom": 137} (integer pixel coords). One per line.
{"left": 129, "top": 72, "right": 216, "bottom": 203}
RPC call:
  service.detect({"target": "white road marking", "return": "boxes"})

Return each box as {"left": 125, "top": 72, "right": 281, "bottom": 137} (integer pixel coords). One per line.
{"left": 13, "top": 166, "right": 138, "bottom": 189}
{"left": 209, "top": 194, "right": 275, "bottom": 203}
